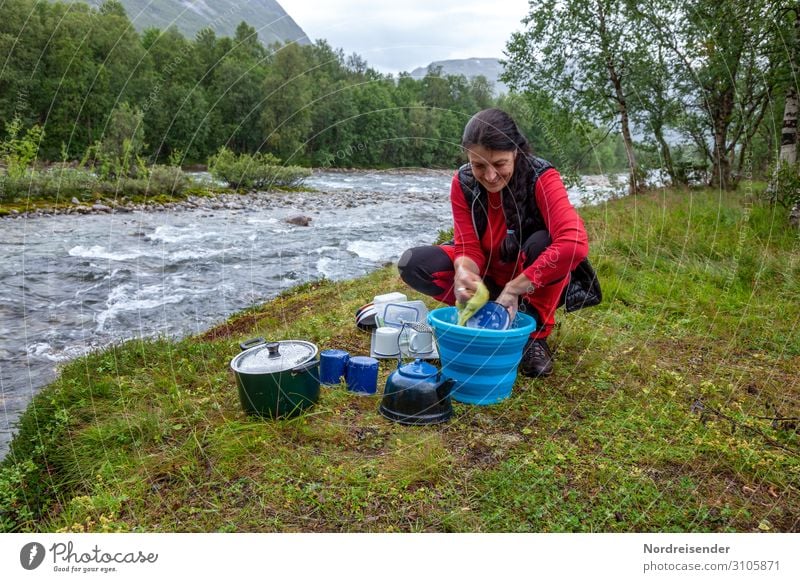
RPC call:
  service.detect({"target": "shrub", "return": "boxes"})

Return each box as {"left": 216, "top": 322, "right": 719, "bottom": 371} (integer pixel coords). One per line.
{"left": 0, "top": 116, "right": 44, "bottom": 179}
{"left": 208, "top": 147, "right": 310, "bottom": 189}
{"left": 764, "top": 160, "right": 800, "bottom": 209}
{"left": 84, "top": 103, "right": 146, "bottom": 180}
{"left": 146, "top": 165, "right": 190, "bottom": 196}
{"left": 0, "top": 164, "right": 188, "bottom": 202}
{"left": 0, "top": 167, "right": 97, "bottom": 201}
{"left": 93, "top": 166, "right": 189, "bottom": 198}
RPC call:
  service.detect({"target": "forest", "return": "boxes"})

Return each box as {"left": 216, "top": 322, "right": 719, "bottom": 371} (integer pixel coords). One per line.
{"left": 503, "top": 0, "right": 800, "bottom": 201}
{"left": 0, "top": 0, "right": 798, "bottom": 211}
{"left": 0, "top": 0, "right": 627, "bottom": 177}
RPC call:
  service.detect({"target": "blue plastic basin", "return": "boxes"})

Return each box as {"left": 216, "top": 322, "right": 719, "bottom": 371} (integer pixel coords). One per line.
{"left": 427, "top": 307, "right": 536, "bottom": 405}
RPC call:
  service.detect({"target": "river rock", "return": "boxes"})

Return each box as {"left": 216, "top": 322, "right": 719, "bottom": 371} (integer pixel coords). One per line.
{"left": 71, "top": 197, "right": 80, "bottom": 205}
{"left": 92, "top": 203, "right": 112, "bottom": 212}
{"left": 285, "top": 215, "right": 312, "bottom": 226}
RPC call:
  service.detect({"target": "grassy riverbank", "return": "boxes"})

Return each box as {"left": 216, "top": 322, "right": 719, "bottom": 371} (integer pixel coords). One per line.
{"left": 2, "top": 185, "right": 799, "bottom": 532}
{"left": 0, "top": 155, "right": 311, "bottom": 217}
{"left": 0, "top": 184, "right": 322, "bottom": 218}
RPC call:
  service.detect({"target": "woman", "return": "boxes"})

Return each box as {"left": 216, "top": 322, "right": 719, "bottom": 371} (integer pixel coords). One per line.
{"left": 398, "top": 108, "right": 590, "bottom": 377}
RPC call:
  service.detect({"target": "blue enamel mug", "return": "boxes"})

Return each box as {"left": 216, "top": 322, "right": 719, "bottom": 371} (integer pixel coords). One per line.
{"left": 345, "top": 356, "right": 379, "bottom": 394}
{"left": 320, "top": 349, "right": 349, "bottom": 385}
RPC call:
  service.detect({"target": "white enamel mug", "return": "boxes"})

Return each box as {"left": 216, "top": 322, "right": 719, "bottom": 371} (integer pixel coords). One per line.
{"left": 407, "top": 328, "right": 434, "bottom": 355}
{"left": 373, "top": 326, "right": 401, "bottom": 356}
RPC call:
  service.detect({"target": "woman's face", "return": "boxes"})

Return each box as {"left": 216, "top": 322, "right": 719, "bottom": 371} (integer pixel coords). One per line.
{"left": 466, "top": 145, "right": 516, "bottom": 192}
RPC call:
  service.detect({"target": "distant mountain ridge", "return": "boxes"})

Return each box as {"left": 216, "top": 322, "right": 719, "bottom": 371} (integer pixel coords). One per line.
{"left": 68, "top": 0, "right": 309, "bottom": 45}
{"left": 410, "top": 58, "right": 508, "bottom": 94}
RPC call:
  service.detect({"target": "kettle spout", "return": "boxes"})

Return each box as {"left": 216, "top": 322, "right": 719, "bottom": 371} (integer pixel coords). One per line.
{"left": 436, "top": 377, "right": 455, "bottom": 401}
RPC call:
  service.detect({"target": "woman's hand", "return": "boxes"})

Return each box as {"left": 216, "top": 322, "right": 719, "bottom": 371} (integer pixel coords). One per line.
{"left": 495, "top": 288, "right": 519, "bottom": 322}
{"left": 454, "top": 266, "right": 483, "bottom": 304}
{"left": 495, "top": 273, "right": 534, "bottom": 321}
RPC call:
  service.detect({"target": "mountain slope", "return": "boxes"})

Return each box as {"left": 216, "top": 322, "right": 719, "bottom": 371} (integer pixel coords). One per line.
{"left": 410, "top": 58, "right": 508, "bottom": 94}
{"left": 69, "top": 0, "right": 309, "bottom": 45}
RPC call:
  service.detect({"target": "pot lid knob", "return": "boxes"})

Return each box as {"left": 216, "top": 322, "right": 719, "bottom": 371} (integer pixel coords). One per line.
{"left": 266, "top": 342, "right": 281, "bottom": 358}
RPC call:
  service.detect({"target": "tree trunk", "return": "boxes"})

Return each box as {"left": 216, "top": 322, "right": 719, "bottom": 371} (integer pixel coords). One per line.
{"left": 736, "top": 139, "right": 749, "bottom": 181}
{"left": 607, "top": 60, "right": 640, "bottom": 194}
{"left": 596, "top": 0, "right": 640, "bottom": 195}
{"left": 710, "top": 89, "right": 735, "bottom": 190}
{"left": 711, "top": 130, "right": 732, "bottom": 189}
{"left": 654, "top": 127, "right": 677, "bottom": 185}
{"left": 785, "top": 6, "right": 800, "bottom": 226}
{"left": 781, "top": 86, "right": 798, "bottom": 165}
{"left": 618, "top": 104, "right": 641, "bottom": 195}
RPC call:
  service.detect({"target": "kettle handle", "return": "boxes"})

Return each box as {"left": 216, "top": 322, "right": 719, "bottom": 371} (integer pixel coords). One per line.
{"left": 437, "top": 377, "right": 455, "bottom": 401}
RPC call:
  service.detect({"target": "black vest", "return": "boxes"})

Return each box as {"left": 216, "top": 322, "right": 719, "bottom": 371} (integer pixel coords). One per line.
{"left": 456, "top": 156, "right": 602, "bottom": 313}
{"left": 457, "top": 154, "right": 554, "bottom": 240}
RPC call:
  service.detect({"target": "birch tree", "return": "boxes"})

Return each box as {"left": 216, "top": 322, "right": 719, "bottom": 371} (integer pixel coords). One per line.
{"left": 504, "top": 0, "right": 645, "bottom": 194}
{"left": 634, "top": 0, "right": 776, "bottom": 190}
{"left": 778, "top": 3, "right": 800, "bottom": 226}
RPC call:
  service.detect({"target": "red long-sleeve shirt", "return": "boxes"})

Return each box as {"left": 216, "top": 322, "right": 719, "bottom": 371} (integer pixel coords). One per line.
{"left": 451, "top": 168, "right": 589, "bottom": 289}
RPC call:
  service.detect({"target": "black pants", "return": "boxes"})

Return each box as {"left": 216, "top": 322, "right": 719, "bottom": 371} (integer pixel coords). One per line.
{"left": 398, "top": 231, "right": 557, "bottom": 334}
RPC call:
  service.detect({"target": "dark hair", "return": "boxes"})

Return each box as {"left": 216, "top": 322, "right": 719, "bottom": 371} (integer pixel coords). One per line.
{"left": 462, "top": 108, "right": 534, "bottom": 263}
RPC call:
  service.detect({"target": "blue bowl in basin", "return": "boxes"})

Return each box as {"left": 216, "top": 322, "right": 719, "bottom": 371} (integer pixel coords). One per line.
{"left": 465, "top": 301, "right": 511, "bottom": 330}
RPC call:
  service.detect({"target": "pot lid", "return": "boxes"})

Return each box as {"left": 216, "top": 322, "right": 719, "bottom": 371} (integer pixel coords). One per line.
{"left": 233, "top": 340, "right": 317, "bottom": 374}
{"left": 398, "top": 358, "right": 439, "bottom": 380}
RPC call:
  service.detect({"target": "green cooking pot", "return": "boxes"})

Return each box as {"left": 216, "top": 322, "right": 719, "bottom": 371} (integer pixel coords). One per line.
{"left": 230, "top": 338, "right": 320, "bottom": 419}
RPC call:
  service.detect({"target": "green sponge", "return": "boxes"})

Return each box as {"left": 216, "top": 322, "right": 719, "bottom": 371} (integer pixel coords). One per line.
{"left": 456, "top": 281, "right": 490, "bottom": 326}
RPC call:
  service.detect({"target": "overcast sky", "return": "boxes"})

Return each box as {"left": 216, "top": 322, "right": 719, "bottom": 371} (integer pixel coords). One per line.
{"left": 280, "top": 0, "right": 531, "bottom": 75}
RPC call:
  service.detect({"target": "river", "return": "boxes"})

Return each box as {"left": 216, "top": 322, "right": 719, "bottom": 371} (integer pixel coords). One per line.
{"left": 0, "top": 169, "right": 622, "bottom": 458}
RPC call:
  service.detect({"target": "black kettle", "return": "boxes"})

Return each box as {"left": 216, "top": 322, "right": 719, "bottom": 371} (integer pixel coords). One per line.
{"left": 379, "top": 358, "right": 454, "bottom": 425}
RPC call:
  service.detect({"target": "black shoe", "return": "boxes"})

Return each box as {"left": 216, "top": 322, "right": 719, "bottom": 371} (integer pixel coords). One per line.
{"left": 520, "top": 338, "right": 553, "bottom": 377}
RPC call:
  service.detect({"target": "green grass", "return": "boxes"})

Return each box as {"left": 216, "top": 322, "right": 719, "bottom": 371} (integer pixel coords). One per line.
{"left": 1, "top": 186, "right": 798, "bottom": 532}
